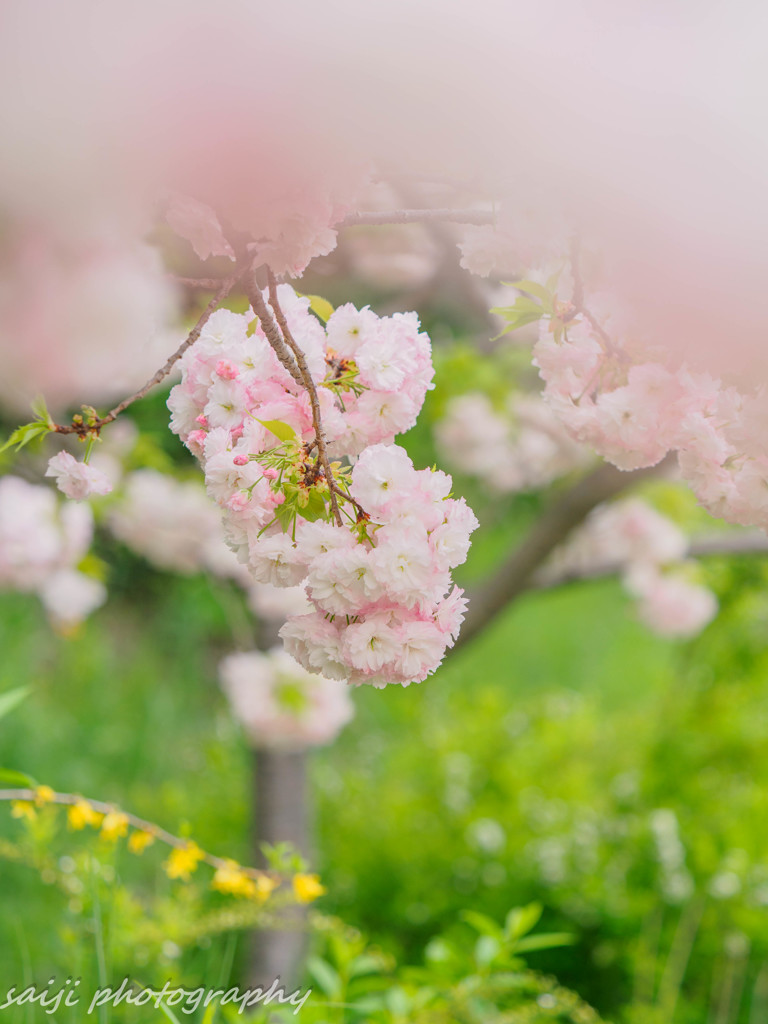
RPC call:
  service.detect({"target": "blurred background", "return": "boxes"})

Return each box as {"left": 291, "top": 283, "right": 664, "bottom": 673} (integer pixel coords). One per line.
{"left": 1, "top": 3, "right": 768, "bottom": 1020}
{"left": 1, "top": 222, "right": 768, "bottom": 1024}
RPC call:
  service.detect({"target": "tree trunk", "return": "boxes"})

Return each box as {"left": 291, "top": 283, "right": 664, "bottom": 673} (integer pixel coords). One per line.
{"left": 248, "top": 747, "right": 309, "bottom": 988}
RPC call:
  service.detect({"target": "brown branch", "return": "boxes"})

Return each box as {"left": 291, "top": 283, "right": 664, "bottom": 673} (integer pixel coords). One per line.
{"left": 54, "top": 277, "right": 238, "bottom": 437}
{"left": 171, "top": 275, "right": 231, "bottom": 290}
{"left": 455, "top": 458, "right": 672, "bottom": 650}
{"left": 340, "top": 208, "right": 495, "bottom": 228}
{"left": 0, "top": 787, "right": 277, "bottom": 880}
{"left": 264, "top": 269, "right": 342, "bottom": 527}
{"left": 244, "top": 272, "right": 305, "bottom": 389}
{"left": 688, "top": 530, "right": 768, "bottom": 558}
{"left": 329, "top": 479, "right": 369, "bottom": 522}
{"left": 533, "top": 530, "right": 768, "bottom": 591}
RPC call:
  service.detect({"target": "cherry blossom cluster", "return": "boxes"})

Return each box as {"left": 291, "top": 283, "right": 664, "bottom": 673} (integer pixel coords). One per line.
{"left": 168, "top": 285, "right": 433, "bottom": 458}
{"left": 532, "top": 300, "right": 768, "bottom": 534}
{"left": 219, "top": 648, "right": 354, "bottom": 750}
{"left": 110, "top": 469, "right": 248, "bottom": 580}
{"left": 107, "top": 469, "right": 312, "bottom": 621}
{"left": 547, "top": 498, "right": 718, "bottom": 637}
{"left": 0, "top": 475, "right": 105, "bottom": 630}
{"left": 167, "top": 285, "right": 478, "bottom": 687}
{"left": 279, "top": 445, "right": 476, "bottom": 687}
{"left": 435, "top": 391, "right": 591, "bottom": 494}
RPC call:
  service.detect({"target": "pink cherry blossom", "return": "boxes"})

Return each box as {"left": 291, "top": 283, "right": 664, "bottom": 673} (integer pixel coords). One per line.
{"left": 165, "top": 284, "right": 478, "bottom": 686}
{"left": 45, "top": 451, "right": 113, "bottom": 501}
{"left": 0, "top": 475, "right": 104, "bottom": 628}
{"left": 219, "top": 648, "right": 354, "bottom": 750}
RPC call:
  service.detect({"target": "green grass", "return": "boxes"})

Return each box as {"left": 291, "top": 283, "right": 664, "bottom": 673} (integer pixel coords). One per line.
{"left": 2, "top": 391, "right": 768, "bottom": 1020}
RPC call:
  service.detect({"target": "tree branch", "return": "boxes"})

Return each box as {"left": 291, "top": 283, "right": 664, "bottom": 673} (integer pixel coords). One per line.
{"left": 533, "top": 530, "right": 768, "bottom": 591}
{"left": 243, "top": 269, "right": 343, "bottom": 526}
{"left": 243, "top": 272, "right": 306, "bottom": 390}
{"left": 456, "top": 459, "right": 671, "bottom": 649}
{"left": 265, "top": 270, "right": 342, "bottom": 527}
{"left": 54, "top": 276, "right": 238, "bottom": 437}
{"left": 0, "top": 787, "right": 278, "bottom": 880}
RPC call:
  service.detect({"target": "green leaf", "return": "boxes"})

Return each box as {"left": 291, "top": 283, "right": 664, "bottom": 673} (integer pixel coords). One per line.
{"left": 306, "top": 956, "right": 342, "bottom": 998}
{"left": 302, "top": 488, "right": 328, "bottom": 523}
{"left": 501, "top": 296, "right": 542, "bottom": 317}
{"left": 0, "top": 686, "right": 30, "bottom": 721}
{"left": 275, "top": 502, "right": 296, "bottom": 532}
{"left": 201, "top": 1002, "right": 219, "bottom": 1024}
{"left": 257, "top": 419, "right": 297, "bottom": 443}
{"left": 152, "top": 1001, "right": 183, "bottom": 1024}
{"left": 0, "top": 768, "right": 37, "bottom": 788}
{"left": 0, "top": 422, "right": 52, "bottom": 455}
{"left": 475, "top": 934, "right": 501, "bottom": 966}
{"left": 424, "top": 937, "right": 457, "bottom": 965}
{"left": 30, "top": 395, "right": 53, "bottom": 426}
{"left": 489, "top": 293, "right": 547, "bottom": 338}
{"left": 305, "top": 294, "right": 335, "bottom": 324}
{"left": 349, "top": 995, "right": 387, "bottom": 1012}
{"left": 505, "top": 903, "right": 543, "bottom": 942}
{"left": 514, "top": 932, "right": 577, "bottom": 953}
{"left": 502, "top": 278, "right": 552, "bottom": 306}
{"left": 348, "top": 954, "right": 386, "bottom": 978}
{"left": 385, "top": 986, "right": 411, "bottom": 1017}
{"left": 461, "top": 910, "right": 504, "bottom": 939}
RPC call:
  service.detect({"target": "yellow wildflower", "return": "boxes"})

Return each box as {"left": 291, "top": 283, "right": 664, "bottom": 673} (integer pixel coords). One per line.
{"left": 164, "top": 841, "right": 204, "bottom": 881}
{"left": 254, "top": 872, "right": 279, "bottom": 903}
{"left": 10, "top": 800, "right": 36, "bottom": 822}
{"left": 127, "top": 830, "right": 156, "bottom": 855}
{"left": 292, "top": 873, "right": 326, "bottom": 903}
{"left": 67, "top": 799, "right": 103, "bottom": 830}
{"left": 100, "top": 810, "right": 129, "bottom": 842}
{"left": 212, "top": 860, "right": 258, "bottom": 899}
{"left": 34, "top": 785, "right": 56, "bottom": 806}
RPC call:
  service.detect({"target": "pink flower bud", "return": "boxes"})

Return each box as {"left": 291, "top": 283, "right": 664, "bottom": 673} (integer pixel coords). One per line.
{"left": 227, "top": 492, "right": 250, "bottom": 512}
{"left": 216, "top": 359, "right": 240, "bottom": 380}
{"left": 195, "top": 414, "right": 209, "bottom": 427}
{"left": 187, "top": 429, "right": 208, "bottom": 454}
{"left": 263, "top": 467, "right": 278, "bottom": 480}
{"left": 233, "top": 454, "right": 249, "bottom": 466}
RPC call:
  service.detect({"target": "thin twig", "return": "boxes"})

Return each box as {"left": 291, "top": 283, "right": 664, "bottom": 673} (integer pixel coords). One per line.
{"left": 244, "top": 273, "right": 305, "bottom": 389}
{"left": 0, "top": 788, "right": 276, "bottom": 880}
{"left": 340, "top": 208, "right": 495, "bottom": 228}
{"left": 264, "top": 269, "right": 343, "bottom": 527}
{"left": 329, "top": 480, "right": 369, "bottom": 522}
{"left": 54, "top": 277, "right": 238, "bottom": 437}
{"left": 171, "top": 275, "right": 232, "bottom": 290}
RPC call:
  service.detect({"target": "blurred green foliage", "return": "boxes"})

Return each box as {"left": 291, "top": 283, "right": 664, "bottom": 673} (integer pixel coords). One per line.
{"left": 2, "top": 350, "right": 768, "bottom": 1024}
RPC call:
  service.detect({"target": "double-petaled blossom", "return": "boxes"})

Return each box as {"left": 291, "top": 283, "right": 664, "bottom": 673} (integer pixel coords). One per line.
{"left": 530, "top": 290, "right": 768, "bottom": 535}
{"left": 168, "top": 285, "right": 477, "bottom": 686}
{"left": 219, "top": 647, "right": 355, "bottom": 749}
{"left": 46, "top": 451, "right": 113, "bottom": 501}
{"left": 548, "top": 497, "right": 717, "bottom": 638}
{"left": 0, "top": 475, "right": 106, "bottom": 629}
